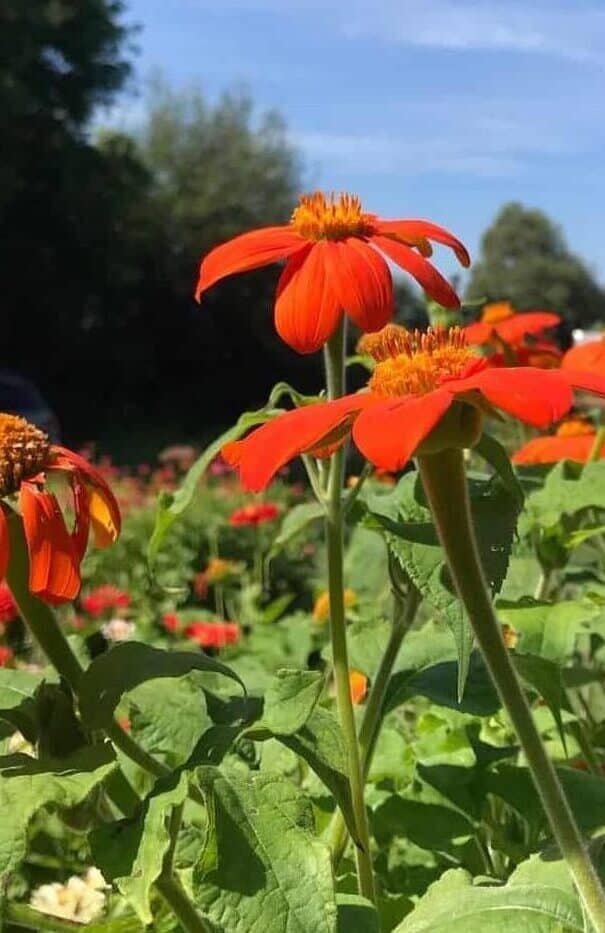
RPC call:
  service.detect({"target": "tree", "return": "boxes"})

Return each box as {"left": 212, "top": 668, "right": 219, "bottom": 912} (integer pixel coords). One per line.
{"left": 465, "top": 203, "right": 605, "bottom": 329}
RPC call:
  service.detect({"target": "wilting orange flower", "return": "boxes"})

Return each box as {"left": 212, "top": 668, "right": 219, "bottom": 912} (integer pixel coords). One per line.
{"left": 223, "top": 325, "right": 605, "bottom": 491}
{"left": 229, "top": 502, "right": 280, "bottom": 526}
{"left": 463, "top": 301, "right": 560, "bottom": 349}
{"left": 195, "top": 191, "right": 469, "bottom": 354}
{"left": 0, "top": 416, "right": 120, "bottom": 604}
{"left": 313, "top": 588, "right": 357, "bottom": 623}
{"left": 512, "top": 416, "right": 604, "bottom": 465}
{"left": 562, "top": 336, "right": 605, "bottom": 375}
{"left": 349, "top": 670, "right": 368, "bottom": 705}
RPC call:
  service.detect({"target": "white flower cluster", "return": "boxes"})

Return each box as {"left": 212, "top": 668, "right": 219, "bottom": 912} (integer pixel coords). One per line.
{"left": 101, "top": 618, "right": 135, "bottom": 642}
{"left": 30, "top": 867, "right": 109, "bottom": 925}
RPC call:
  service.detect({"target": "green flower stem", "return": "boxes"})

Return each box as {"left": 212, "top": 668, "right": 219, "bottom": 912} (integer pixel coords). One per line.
{"left": 5, "top": 510, "right": 208, "bottom": 931}
{"left": 329, "top": 581, "right": 420, "bottom": 868}
{"left": 324, "top": 322, "right": 376, "bottom": 905}
{"left": 589, "top": 424, "right": 605, "bottom": 462}
{"left": 418, "top": 448, "right": 605, "bottom": 932}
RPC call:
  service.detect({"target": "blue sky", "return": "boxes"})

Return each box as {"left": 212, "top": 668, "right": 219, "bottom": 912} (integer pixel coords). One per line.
{"left": 110, "top": 0, "right": 605, "bottom": 282}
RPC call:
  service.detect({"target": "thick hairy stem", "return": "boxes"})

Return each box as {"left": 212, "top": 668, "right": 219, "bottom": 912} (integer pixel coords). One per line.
{"left": 418, "top": 448, "right": 605, "bottom": 932}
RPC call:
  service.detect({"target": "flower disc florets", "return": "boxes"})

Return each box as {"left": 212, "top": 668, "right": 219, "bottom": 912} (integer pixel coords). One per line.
{"left": 290, "top": 191, "right": 377, "bottom": 241}
{"left": 555, "top": 417, "right": 594, "bottom": 437}
{"left": 0, "top": 414, "right": 50, "bottom": 497}
{"left": 360, "top": 325, "right": 477, "bottom": 398}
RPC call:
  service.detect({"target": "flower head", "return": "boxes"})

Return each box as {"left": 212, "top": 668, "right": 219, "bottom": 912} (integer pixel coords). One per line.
{"left": 512, "top": 416, "right": 603, "bottom": 465}
{"left": 184, "top": 620, "right": 240, "bottom": 648}
{"left": 81, "top": 584, "right": 130, "bottom": 617}
{"left": 0, "top": 580, "right": 17, "bottom": 625}
{"left": 229, "top": 502, "right": 280, "bottom": 526}
{"left": 162, "top": 611, "right": 180, "bottom": 634}
{"left": 562, "top": 335, "right": 605, "bottom": 375}
{"left": 101, "top": 618, "right": 135, "bottom": 642}
{"left": 223, "top": 324, "right": 605, "bottom": 491}
{"left": 196, "top": 191, "right": 469, "bottom": 354}
{"left": 0, "top": 645, "right": 14, "bottom": 667}
{"left": 30, "top": 868, "right": 108, "bottom": 925}
{"left": 313, "top": 588, "right": 357, "bottom": 623}
{"left": 463, "top": 301, "right": 560, "bottom": 349}
{"left": 0, "top": 416, "right": 121, "bottom": 604}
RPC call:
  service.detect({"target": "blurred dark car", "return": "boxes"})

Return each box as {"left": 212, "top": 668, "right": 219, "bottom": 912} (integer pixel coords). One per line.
{"left": 0, "top": 370, "right": 60, "bottom": 441}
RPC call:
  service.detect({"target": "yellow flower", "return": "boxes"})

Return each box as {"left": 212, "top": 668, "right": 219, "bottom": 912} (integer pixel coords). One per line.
{"left": 313, "top": 588, "right": 357, "bottom": 623}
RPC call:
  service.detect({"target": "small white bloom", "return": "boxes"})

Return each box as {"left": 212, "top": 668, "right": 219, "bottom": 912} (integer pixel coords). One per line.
{"left": 30, "top": 869, "right": 108, "bottom": 924}
{"left": 8, "top": 731, "right": 35, "bottom": 756}
{"left": 101, "top": 618, "right": 135, "bottom": 642}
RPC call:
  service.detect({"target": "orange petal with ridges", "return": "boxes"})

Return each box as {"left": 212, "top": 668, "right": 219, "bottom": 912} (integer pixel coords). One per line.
{"left": 512, "top": 434, "right": 599, "bottom": 465}
{"left": 20, "top": 482, "right": 80, "bottom": 604}
{"left": 325, "top": 238, "right": 394, "bottom": 333}
{"left": 495, "top": 312, "right": 560, "bottom": 345}
{"left": 353, "top": 390, "right": 453, "bottom": 471}
{"left": 371, "top": 235, "right": 460, "bottom": 309}
{"left": 376, "top": 219, "right": 470, "bottom": 267}
{"left": 222, "top": 394, "right": 371, "bottom": 491}
{"left": 274, "top": 242, "right": 342, "bottom": 353}
{"left": 451, "top": 368, "right": 572, "bottom": 428}
{"left": 195, "top": 226, "right": 306, "bottom": 299}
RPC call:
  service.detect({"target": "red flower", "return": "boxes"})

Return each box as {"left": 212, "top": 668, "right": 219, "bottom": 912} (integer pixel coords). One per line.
{"left": 0, "top": 581, "right": 17, "bottom": 625}
{"left": 562, "top": 336, "right": 605, "bottom": 375}
{"left": 512, "top": 417, "right": 604, "bottom": 465}
{"left": 162, "top": 612, "right": 180, "bottom": 634}
{"left": 463, "top": 301, "right": 560, "bottom": 348}
{"left": 196, "top": 191, "right": 469, "bottom": 354}
{"left": 0, "top": 416, "right": 121, "bottom": 604}
{"left": 229, "top": 502, "right": 280, "bottom": 526}
{"left": 0, "top": 645, "right": 14, "bottom": 668}
{"left": 81, "top": 584, "right": 130, "bottom": 618}
{"left": 184, "top": 621, "right": 240, "bottom": 648}
{"left": 222, "top": 324, "right": 605, "bottom": 491}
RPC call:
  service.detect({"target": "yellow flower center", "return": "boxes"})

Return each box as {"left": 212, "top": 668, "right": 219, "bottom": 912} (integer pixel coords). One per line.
{"left": 361, "top": 325, "right": 476, "bottom": 398}
{"left": 555, "top": 417, "right": 594, "bottom": 438}
{"left": 290, "top": 191, "right": 376, "bottom": 241}
{"left": 0, "top": 414, "right": 50, "bottom": 497}
{"left": 481, "top": 301, "right": 515, "bottom": 325}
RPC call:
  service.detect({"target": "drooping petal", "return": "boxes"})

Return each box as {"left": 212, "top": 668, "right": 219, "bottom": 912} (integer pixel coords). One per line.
{"left": 49, "top": 447, "right": 121, "bottom": 545}
{"left": 223, "top": 394, "right": 371, "bottom": 491}
{"left": 512, "top": 434, "right": 599, "bottom": 465}
{"left": 559, "top": 369, "right": 605, "bottom": 399}
{"left": 274, "top": 242, "right": 342, "bottom": 353}
{"left": 451, "top": 368, "right": 573, "bottom": 428}
{"left": 376, "top": 219, "right": 470, "bottom": 267}
{"left": 195, "top": 226, "right": 306, "bottom": 299}
{"left": 0, "top": 507, "right": 9, "bottom": 580}
{"left": 371, "top": 235, "right": 460, "bottom": 309}
{"left": 352, "top": 390, "right": 453, "bottom": 471}
{"left": 324, "top": 238, "right": 394, "bottom": 333}
{"left": 20, "top": 482, "right": 80, "bottom": 604}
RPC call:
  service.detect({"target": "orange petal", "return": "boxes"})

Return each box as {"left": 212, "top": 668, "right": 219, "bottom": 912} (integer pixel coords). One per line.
{"left": 371, "top": 234, "right": 461, "bottom": 309}
{"left": 222, "top": 394, "right": 371, "bottom": 491}
{"left": 562, "top": 340, "right": 605, "bottom": 374}
{"left": 496, "top": 312, "right": 560, "bottom": 345}
{"left": 349, "top": 670, "right": 368, "bottom": 705}
{"left": 452, "top": 368, "right": 573, "bottom": 428}
{"left": 324, "top": 238, "right": 394, "bottom": 333}
{"left": 20, "top": 482, "right": 80, "bottom": 604}
{"left": 512, "top": 434, "right": 598, "bottom": 465}
{"left": 195, "top": 226, "right": 306, "bottom": 299}
{"left": 0, "top": 507, "right": 10, "bottom": 580}
{"left": 462, "top": 320, "right": 495, "bottom": 346}
{"left": 352, "top": 390, "right": 453, "bottom": 471}
{"left": 561, "top": 369, "right": 605, "bottom": 399}
{"left": 49, "top": 447, "right": 121, "bottom": 544}
{"left": 376, "top": 219, "right": 470, "bottom": 267}
{"left": 274, "top": 242, "right": 342, "bottom": 353}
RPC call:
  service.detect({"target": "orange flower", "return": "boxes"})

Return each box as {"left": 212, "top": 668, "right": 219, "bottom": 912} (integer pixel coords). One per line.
{"left": 195, "top": 191, "right": 469, "bottom": 354}
{"left": 512, "top": 416, "right": 604, "bottom": 465}
{"left": 313, "top": 588, "right": 357, "bottom": 623}
{"left": 229, "top": 502, "right": 280, "bottom": 526}
{"left": 0, "top": 415, "right": 121, "bottom": 604}
{"left": 222, "top": 325, "right": 605, "bottom": 491}
{"left": 349, "top": 670, "right": 368, "bottom": 705}
{"left": 463, "top": 301, "right": 560, "bottom": 349}
{"left": 562, "top": 336, "right": 605, "bottom": 375}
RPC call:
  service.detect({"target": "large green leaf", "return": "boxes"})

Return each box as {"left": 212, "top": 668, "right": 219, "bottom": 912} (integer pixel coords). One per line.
{"left": 474, "top": 432, "right": 524, "bottom": 509}
{"left": 394, "top": 866, "right": 584, "bottom": 931}
{"left": 372, "top": 796, "right": 474, "bottom": 851}
{"left": 79, "top": 643, "right": 244, "bottom": 730}
{"left": 91, "top": 772, "right": 189, "bottom": 924}
{"left": 0, "top": 744, "right": 116, "bottom": 879}
{"left": 193, "top": 768, "right": 337, "bottom": 932}
{"left": 520, "top": 459, "right": 605, "bottom": 534}
{"left": 496, "top": 597, "right": 601, "bottom": 661}
{"left": 254, "top": 669, "right": 324, "bottom": 736}
{"left": 385, "top": 651, "right": 500, "bottom": 717}
{"left": 0, "top": 667, "right": 47, "bottom": 740}
{"left": 337, "top": 894, "right": 380, "bottom": 933}
{"left": 512, "top": 653, "right": 570, "bottom": 750}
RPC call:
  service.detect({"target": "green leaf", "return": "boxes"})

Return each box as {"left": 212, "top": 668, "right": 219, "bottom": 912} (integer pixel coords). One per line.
{"left": 91, "top": 772, "right": 189, "bottom": 924}
{"left": 5, "top": 903, "right": 145, "bottom": 932}
{"left": 0, "top": 667, "right": 47, "bottom": 740}
{"left": 512, "top": 653, "right": 570, "bottom": 751}
{"left": 193, "top": 768, "right": 337, "bottom": 932}
{"left": 372, "top": 796, "right": 474, "bottom": 850}
{"left": 79, "top": 642, "right": 244, "bottom": 730}
{"left": 256, "top": 669, "right": 324, "bottom": 736}
{"left": 385, "top": 651, "right": 500, "bottom": 717}
{"left": 266, "top": 502, "right": 325, "bottom": 563}
{"left": 0, "top": 744, "right": 116, "bottom": 879}
{"left": 394, "top": 867, "right": 584, "bottom": 931}
{"left": 520, "top": 459, "right": 605, "bottom": 534}
{"left": 337, "top": 894, "right": 380, "bottom": 933}
{"left": 474, "top": 433, "right": 524, "bottom": 509}
{"left": 496, "top": 597, "right": 600, "bottom": 661}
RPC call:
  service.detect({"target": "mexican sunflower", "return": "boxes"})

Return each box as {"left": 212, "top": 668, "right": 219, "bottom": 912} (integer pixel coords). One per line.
{"left": 562, "top": 336, "right": 605, "bottom": 375}
{"left": 195, "top": 191, "right": 470, "bottom": 354}
{"left": 0, "top": 415, "right": 121, "bottom": 604}
{"left": 512, "top": 417, "right": 605, "bottom": 465}
{"left": 463, "top": 301, "right": 560, "bottom": 349}
{"left": 222, "top": 325, "right": 605, "bottom": 491}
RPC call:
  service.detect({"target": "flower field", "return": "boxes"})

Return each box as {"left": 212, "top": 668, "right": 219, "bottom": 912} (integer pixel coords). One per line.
{"left": 3, "top": 197, "right": 605, "bottom": 932}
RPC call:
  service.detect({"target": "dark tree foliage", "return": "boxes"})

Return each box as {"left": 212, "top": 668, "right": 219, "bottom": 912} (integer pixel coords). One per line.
{"left": 465, "top": 203, "right": 605, "bottom": 329}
